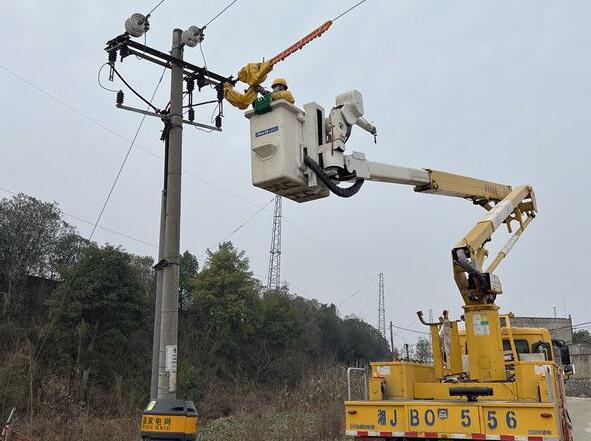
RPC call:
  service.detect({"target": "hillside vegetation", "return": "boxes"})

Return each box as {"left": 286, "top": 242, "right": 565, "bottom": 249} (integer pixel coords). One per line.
{"left": 0, "top": 193, "right": 390, "bottom": 440}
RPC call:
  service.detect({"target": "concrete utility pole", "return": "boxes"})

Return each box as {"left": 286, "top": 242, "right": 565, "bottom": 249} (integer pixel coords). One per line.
{"left": 106, "top": 19, "right": 226, "bottom": 404}
{"left": 150, "top": 137, "right": 168, "bottom": 399}
{"left": 157, "top": 29, "right": 184, "bottom": 399}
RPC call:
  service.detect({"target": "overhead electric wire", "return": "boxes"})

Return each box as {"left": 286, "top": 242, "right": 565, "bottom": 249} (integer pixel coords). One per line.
{"left": 547, "top": 321, "right": 591, "bottom": 332}
{"left": 0, "top": 185, "right": 156, "bottom": 248}
{"left": 332, "top": 0, "right": 370, "bottom": 22}
{"left": 97, "top": 63, "right": 119, "bottom": 92}
{"left": 0, "top": 63, "right": 150, "bottom": 148}
{"left": 337, "top": 273, "right": 379, "bottom": 306}
{"left": 89, "top": 66, "right": 167, "bottom": 241}
{"left": 111, "top": 66, "right": 162, "bottom": 112}
{"left": 147, "top": 0, "right": 168, "bottom": 18}
{"left": 199, "top": 42, "right": 208, "bottom": 69}
{"left": 391, "top": 324, "right": 430, "bottom": 336}
{"left": 204, "top": 0, "right": 239, "bottom": 28}
{"left": 1, "top": 64, "right": 382, "bottom": 291}
{"left": 197, "top": 197, "right": 275, "bottom": 262}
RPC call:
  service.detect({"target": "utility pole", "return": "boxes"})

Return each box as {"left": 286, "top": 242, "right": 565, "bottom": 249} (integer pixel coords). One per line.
{"left": 378, "top": 273, "right": 386, "bottom": 337}
{"left": 266, "top": 195, "right": 282, "bottom": 292}
{"left": 105, "top": 16, "right": 228, "bottom": 403}
{"left": 389, "top": 321, "right": 395, "bottom": 360}
{"left": 150, "top": 136, "right": 168, "bottom": 399}
{"left": 157, "top": 29, "right": 184, "bottom": 399}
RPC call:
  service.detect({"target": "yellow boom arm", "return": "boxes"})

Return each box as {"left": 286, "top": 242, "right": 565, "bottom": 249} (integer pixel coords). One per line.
{"left": 414, "top": 170, "right": 537, "bottom": 305}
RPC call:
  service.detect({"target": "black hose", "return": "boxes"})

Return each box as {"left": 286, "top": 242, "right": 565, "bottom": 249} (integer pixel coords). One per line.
{"left": 303, "top": 154, "right": 364, "bottom": 198}
{"left": 454, "top": 249, "right": 488, "bottom": 288}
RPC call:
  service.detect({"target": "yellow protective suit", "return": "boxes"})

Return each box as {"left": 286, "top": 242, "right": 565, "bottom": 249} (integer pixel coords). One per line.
{"left": 238, "top": 61, "right": 273, "bottom": 87}
{"left": 271, "top": 90, "right": 295, "bottom": 104}
{"left": 224, "top": 83, "right": 258, "bottom": 110}
{"left": 224, "top": 61, "right": 274, "bottom": 110}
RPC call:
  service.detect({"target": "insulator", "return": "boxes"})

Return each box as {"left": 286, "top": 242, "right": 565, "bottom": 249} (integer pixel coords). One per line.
{"left": 116, "top": 90, "right": 124, "bottom": 106}
{"left": 216, "top": 85, "right": 224, "bottom": 102}
{"left": 197, "top": 73, "right": 206, "bottom": 90}
{"left": 215, "top": 115, "right": 222, "bottom": 129}
{"left": 186, "top": 78, "right": 194, "bottom": 93}
{"left": 125, "top": 13, "right": 150, "bottom": 38}
{"left": 188, "top": 108, "right": 195, "bottom": 122}
{"left": 108, "top": 50, "right": 117, "bottom": 64}
{"left": 181, "top": 26, "right": 204, "bottom": 47}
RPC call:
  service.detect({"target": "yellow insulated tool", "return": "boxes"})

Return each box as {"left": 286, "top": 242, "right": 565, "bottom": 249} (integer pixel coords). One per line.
{"left": 224, "top": 21, "right": 332, "bottom": 109}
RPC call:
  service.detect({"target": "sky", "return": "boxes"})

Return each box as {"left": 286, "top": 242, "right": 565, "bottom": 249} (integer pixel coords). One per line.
{"left": 1, "top": 1, "right": 590, "bottom": 349}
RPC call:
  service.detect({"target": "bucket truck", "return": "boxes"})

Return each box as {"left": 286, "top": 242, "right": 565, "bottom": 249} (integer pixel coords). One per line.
{"left": 244, "top": 91, "right": 574, "bottom": 441}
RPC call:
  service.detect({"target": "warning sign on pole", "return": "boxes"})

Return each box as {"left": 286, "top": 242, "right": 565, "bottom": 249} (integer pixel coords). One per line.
{"left": 165, "top": 345, "right": 177, "bottom": 372}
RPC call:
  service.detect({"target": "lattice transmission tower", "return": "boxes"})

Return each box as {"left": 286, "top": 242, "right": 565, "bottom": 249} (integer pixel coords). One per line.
{"left": 378, "top": 272, "right": 386, "bottom": 337}
{"left": 266, "top": 195, "right": 282, "bottom": 291}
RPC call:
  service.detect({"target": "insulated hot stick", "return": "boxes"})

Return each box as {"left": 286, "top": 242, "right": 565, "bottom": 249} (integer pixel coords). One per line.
{"left": 268, "top": 21, "right": 332, "bottom": 67}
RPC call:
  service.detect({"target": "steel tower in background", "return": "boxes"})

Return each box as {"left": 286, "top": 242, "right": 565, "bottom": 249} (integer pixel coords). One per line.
{"left": 266, "top": 195, "right": 282, "bottom": 291}
{"left": 378, "top": 272, "right": 386, "bottom": 337}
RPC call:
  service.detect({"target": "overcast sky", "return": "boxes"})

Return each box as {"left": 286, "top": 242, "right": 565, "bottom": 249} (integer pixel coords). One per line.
{"left": 1, "top": 1, "right": 590, "bottom": 348}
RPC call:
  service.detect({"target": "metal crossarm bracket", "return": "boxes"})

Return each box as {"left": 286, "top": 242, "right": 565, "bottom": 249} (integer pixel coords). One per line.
{"left": 116, "top": 104, "right": 221, "bottom": 132}
{"left": 105, "top": 34, "right": 230, "bottom": 85}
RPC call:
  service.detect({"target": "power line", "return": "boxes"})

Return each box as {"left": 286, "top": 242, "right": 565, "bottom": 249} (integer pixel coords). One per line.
{"left": 0, "top": 185, "right": 156, "bottom": 248}
{"left": 546, "top": 321, "right": 591, "bottom": 332}
{"left": 89, "top": 66, "right": 167, "bottom": 240}
{"left": 204, "top": 0, "right": 240, "bottom": 28}
{"left": 282, "top": 217, "right": 374, "bottom": 282}
{"left": 332, "top": 0, "right": 369, "bottom": 22}
{"left": 0, "top": 63, "right": 152, "bottom": 148}
{"left": 199, "top": 42, "right": 208, "bottom": 69}
{"left": 97, "top": 63, "right": 119, "bottom": 93}
{"left": 337, "top": 274, "right": 379, "bottom": 306}
{"left": 147, "top": 0, "right": 168, "bottom": 17}
{"left": 112, "top": 65, "right": 163, "bottom": 112}
{"left": 0, "top": 64, "right": 385, "bottom": 293}
{"left": 392, "top": 324, "right": 430, "bottom": 336}
{"left": 0, "top": 63, "right": 261, "bottom": 208}
{"left": 197, "top": 198, "right": 275, "bottom": 262}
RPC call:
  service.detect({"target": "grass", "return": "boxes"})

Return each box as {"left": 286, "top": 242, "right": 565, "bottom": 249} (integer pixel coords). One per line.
{"left": 6, "top": 361, "right": 354, "bottom": 441}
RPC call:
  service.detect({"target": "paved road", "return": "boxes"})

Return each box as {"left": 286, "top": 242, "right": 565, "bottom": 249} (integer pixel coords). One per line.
{"left": 568, "top": 397, "right": 591, "bottom": 439}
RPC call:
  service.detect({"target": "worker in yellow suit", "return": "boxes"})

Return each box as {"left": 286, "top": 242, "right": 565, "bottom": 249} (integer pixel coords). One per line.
{"left": 270, "top": 78, "right": 295, "bottom": 104}
{"left": 223, "top": 61, "right": 296, "bottom": 109}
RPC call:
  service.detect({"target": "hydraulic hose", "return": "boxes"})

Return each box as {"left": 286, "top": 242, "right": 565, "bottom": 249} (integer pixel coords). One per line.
{"left": 303, "top": 154, "right": 364, "bottom": 198}
{"left": 454, "top": 249, "right": 488, "bottom": 288}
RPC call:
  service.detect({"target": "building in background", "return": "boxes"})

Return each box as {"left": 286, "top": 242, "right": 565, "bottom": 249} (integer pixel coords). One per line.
{"left": 511, "top": 316, "right": 573, "bottom": 344}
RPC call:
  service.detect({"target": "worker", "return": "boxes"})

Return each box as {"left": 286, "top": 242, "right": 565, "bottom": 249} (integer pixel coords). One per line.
{"left": 270, "top": 78, "right": 295, "bottom": 104}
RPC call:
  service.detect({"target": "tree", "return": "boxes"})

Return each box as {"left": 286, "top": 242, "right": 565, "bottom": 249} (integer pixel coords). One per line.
{"left": 179, "top": 250, "right": 198, "bottom": 311}
{"left": 573, "top": 329, "right": 591, "bottom": 345}
{"left": 48, "top": 244, "right": 150, "bottom": 398}
{"left": 341, "top": 315, "right": 391, "bottom": 363}
{"left": 189, "top": 242, "right": 260, "bottom": 384}
{"left": 0, "top": 194, "right": 78, "bottom": 315}
{"left": 415, "top": 337, "right": 432, "bottom": 362}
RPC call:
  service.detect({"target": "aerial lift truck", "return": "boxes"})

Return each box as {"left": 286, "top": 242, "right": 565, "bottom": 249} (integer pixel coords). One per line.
{"left": 243, "top": 91, "right": 574, "bottom": 440}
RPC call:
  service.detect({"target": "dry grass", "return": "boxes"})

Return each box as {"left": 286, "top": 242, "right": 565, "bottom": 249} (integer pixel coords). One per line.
{"left": 7, "top": 361, "right": 354, "bottom": 441}
{"left": 9, "top": 415, "right": 140, "bottom": 441}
